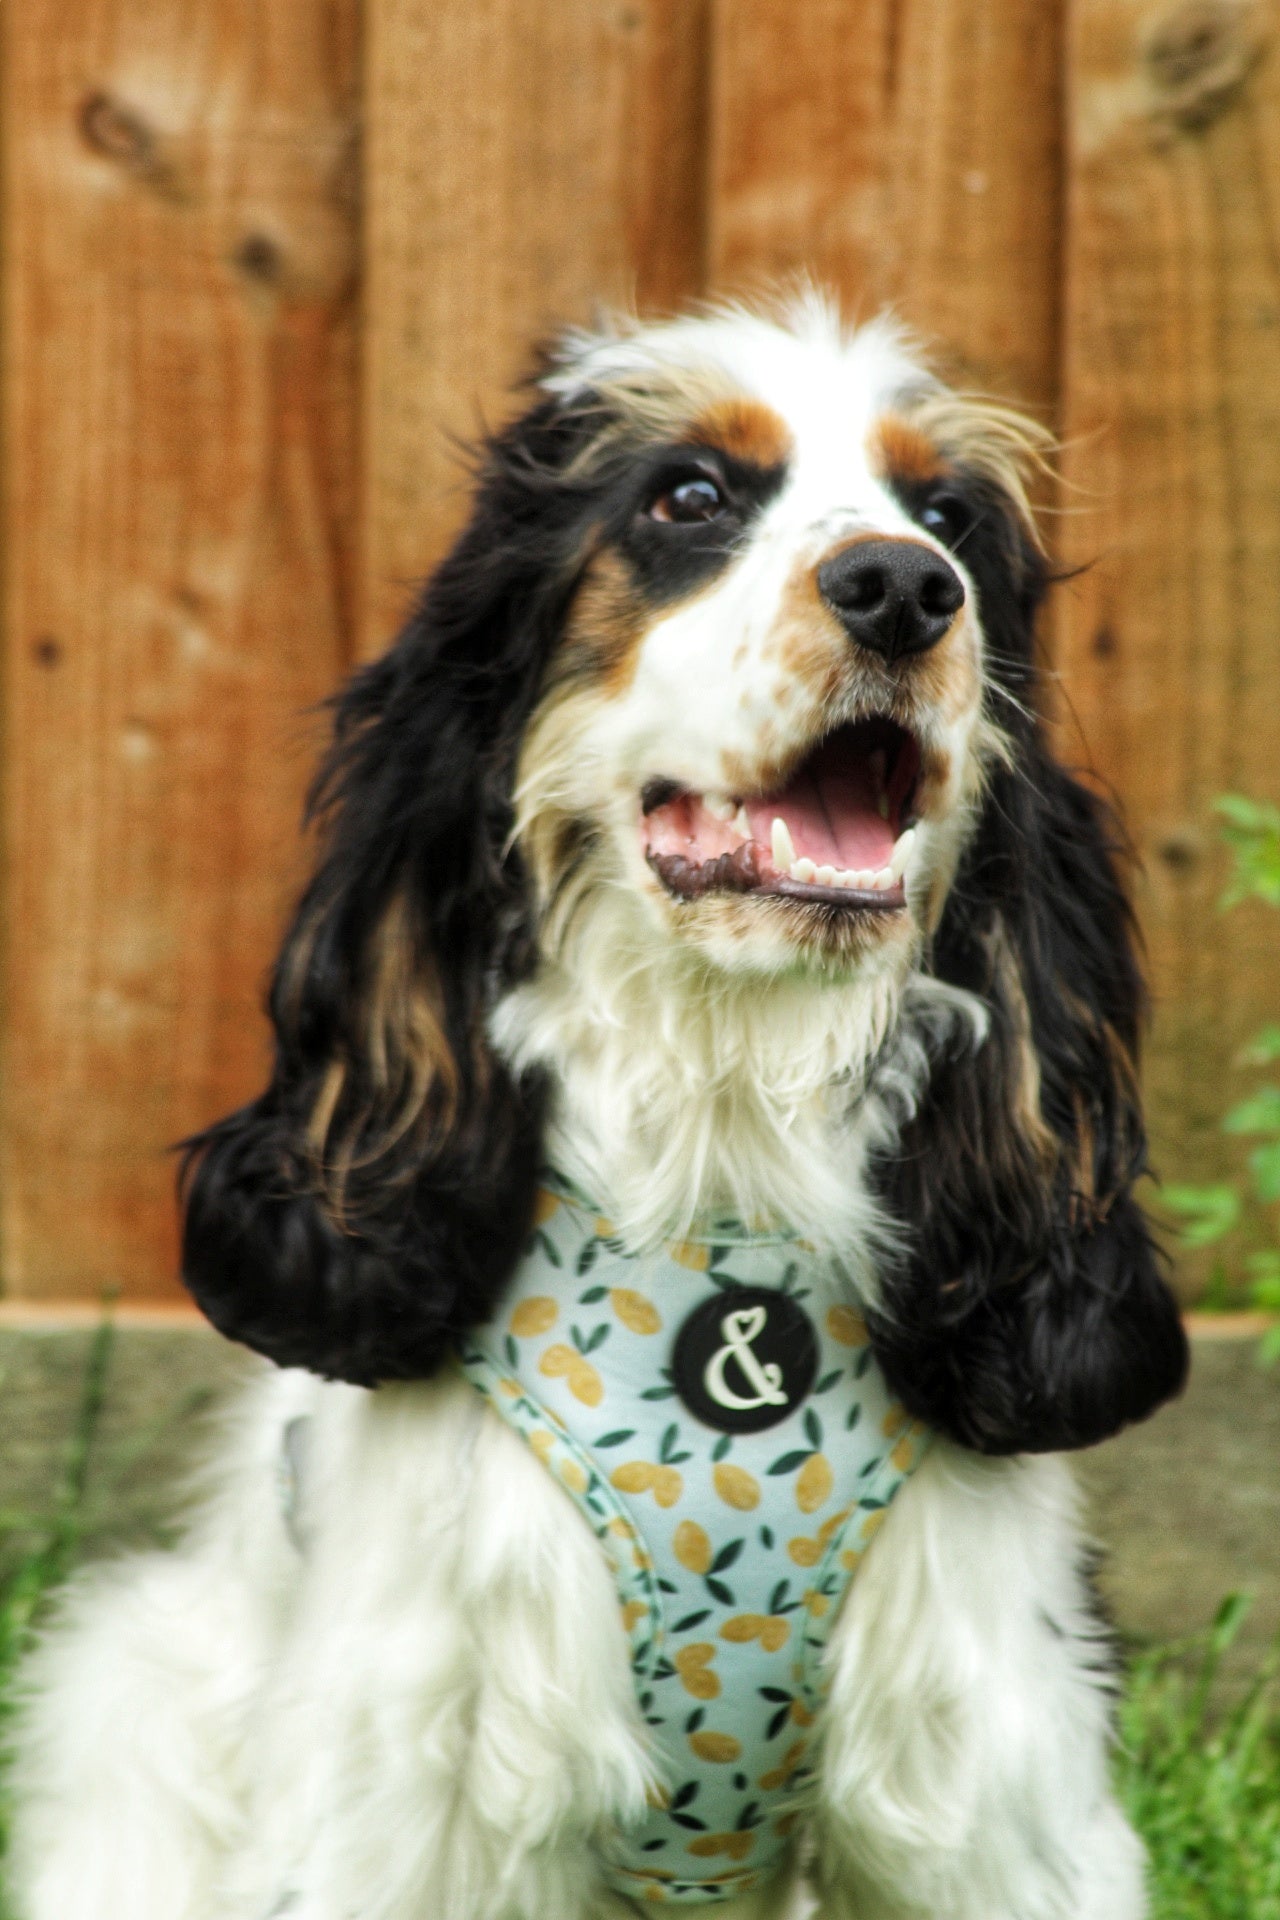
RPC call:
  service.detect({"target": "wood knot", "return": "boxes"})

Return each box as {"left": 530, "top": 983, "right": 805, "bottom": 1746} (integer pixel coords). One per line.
{"left": 78, "top": 90, "right": 185, "bottom": 199}
{"left": 234, "top": 232, "right": 284, "bottom": 285}
{"left": 1143, "top": 0, "right": 1266, "bottom": 133}
{"left": 32, "top": 635, "right": 63, "bottom": 669}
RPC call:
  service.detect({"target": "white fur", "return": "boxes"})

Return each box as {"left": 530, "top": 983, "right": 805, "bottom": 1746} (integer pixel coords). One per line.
{"left": 7, "top": 302, "right": 1146, "bottom": 1919}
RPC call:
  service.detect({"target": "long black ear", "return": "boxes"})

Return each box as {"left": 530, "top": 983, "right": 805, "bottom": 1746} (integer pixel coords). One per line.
{"left": 181, "top": 394, "right": 608, "bottom": 1383}
{"left": 868, "top": 483, "right": 1189, "bottom": 1453}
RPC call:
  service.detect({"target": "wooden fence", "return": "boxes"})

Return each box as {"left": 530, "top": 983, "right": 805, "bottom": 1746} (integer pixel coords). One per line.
{"left": 3, "top": 0, "right": 1278, "bottom": 1303}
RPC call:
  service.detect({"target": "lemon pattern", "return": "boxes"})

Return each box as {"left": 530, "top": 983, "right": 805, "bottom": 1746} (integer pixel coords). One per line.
{"left": 455, "top": 1172, "right": 931, "bottom": 1906}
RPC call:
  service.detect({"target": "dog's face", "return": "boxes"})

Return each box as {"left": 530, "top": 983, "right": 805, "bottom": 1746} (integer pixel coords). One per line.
{"left": 182, "top": 293, "right": 1188, "bottom": 1456}
{"left": 515, "top": 305, "right": 1042, "bottom": 984}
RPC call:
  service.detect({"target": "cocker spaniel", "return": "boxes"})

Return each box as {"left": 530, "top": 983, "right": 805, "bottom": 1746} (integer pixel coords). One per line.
{"left": 10, "top": 292, "right": 1188, "bottom": 1920}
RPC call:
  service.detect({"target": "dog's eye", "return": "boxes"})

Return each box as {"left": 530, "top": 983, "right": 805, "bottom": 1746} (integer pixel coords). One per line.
{"left": 918, "top": 491, "right": 973, "bottom": 545}
{"left": 648, "top": 476, "right": 728, "bottom": 524}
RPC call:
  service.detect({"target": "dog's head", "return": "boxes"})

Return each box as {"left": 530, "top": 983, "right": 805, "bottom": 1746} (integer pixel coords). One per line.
{"left": 182, "top": 294, "right": 1187, "bottom": 1450}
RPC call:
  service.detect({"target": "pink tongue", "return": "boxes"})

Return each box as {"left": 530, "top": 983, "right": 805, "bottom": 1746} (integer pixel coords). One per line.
{"left": 746, "top": 757, "right": 894, "bottom": 872}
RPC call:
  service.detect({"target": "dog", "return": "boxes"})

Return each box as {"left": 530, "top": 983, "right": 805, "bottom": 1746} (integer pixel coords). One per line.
{"left": 9, "top": 292, "right": 1188, "bottom": 1920}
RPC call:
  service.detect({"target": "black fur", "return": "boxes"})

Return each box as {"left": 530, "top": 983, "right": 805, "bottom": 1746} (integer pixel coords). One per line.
{"left": 869, "top": 469, "right": 1188, "bottom": 1452}
{"left": 181, "top": 393, "right": 615, "bottom": 1383}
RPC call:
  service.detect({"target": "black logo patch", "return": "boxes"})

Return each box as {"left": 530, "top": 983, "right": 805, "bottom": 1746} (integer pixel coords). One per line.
{"left": 672, "top": 1287, "right": 819, "bottom": 1434}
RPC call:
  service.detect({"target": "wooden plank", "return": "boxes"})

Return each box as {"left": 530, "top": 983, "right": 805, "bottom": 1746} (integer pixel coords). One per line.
{"left": 360, "top": 0, "right": 712, "bottom": 651}
{"left": 707, "top": 0, "right": 1065, "bottom": 408}
{"left": 1057, "top": 0, "right": 1280, "bottom": 1227}
{"left": 1, "top": 0, "right": 360, "bottom": 1299}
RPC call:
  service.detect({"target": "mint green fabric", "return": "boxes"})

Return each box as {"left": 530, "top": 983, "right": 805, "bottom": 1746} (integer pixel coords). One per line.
{"left": 456, "top": 1174, "right": 931, "bottom": 1907}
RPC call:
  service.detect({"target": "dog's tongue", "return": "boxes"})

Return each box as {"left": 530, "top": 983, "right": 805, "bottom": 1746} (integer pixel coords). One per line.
{"left": 745, "top": 736, "right": 894, "bottom": 872}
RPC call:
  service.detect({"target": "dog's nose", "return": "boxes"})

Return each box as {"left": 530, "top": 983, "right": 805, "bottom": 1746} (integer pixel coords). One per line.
{"left": 817, "top": 539, "right": 965, "bottom": 663}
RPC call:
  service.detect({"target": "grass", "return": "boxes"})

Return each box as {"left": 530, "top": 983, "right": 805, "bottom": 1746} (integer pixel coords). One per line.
{"left": 1, "top": 1338, "right": 1279, "bottom": 1917}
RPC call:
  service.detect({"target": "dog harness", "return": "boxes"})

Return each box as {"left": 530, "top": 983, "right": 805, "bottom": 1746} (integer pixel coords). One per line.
{"left": 456, "top": 1173, "right": 931, "bottom": 1907}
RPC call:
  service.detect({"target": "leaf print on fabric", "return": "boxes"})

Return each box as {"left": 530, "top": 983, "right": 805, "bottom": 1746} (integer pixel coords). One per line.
{"left": 571, "top": 1321, "right": 611, "bottom": 1356}
{"left": 576, "top": 1239, "right": 599, "bottom": 1277}
{"left": 595, "top": 1429, "right": 637, "bottom": 1448}
{"left": 612, "top": 1288, "right": 663, "bottom": 1334}
{"left": 669, "top": 1241, "right": 711, "bottom": 1271}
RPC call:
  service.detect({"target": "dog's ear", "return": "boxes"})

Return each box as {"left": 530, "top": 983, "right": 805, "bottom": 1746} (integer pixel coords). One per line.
{"left": 181, "top": 393, "right": 607, "bottom": 1383}
{"left": 869, "top": 476, "right": 1189, "bottom": 1453}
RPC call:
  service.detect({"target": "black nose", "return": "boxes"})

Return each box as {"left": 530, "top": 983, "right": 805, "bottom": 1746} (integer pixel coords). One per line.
{"left": 817, "top": 539, "right": 965, "bottom": 662}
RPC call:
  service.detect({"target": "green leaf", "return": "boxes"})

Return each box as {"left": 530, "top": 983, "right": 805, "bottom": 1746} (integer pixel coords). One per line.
{"left": 1240, "top": 1023, "right": 1280, "bottom": 1066}
{"left": 803, "top": 1408, "right": 823, "bottom": 1449}
{"left": 578, "top": 1283, "right": 607, "bottom": 1304}
{"left": 712, "top": 1434, "right": 731, "bottom": 1462}
{"left": 576, "top": 1241, "right": 599, "bottom": 1276}
{"left": 582, "top": 1322, "right": 611, "bottom": 1353}
{"left": 1248, "top": 1141, "right": 1280, "bottom": 1201}
{"left": 705, "top": 1575, "right": 736, "bottom": 1606}
{"left": 1224, "top": 1088, "right": 1280, "bottom": 1136}
{"left": 1162, "top": 1183, "right": 1242, "bottom": 1247}
{"left": 711, "top": 1538, "right": 744, "bottom": 1574}
{"left": 767, "top": 1449, "right": 812, "bottom": 1476}
{"left": 659, "top": 1421, "right": 680, "bottom": 1464}
{"left": 593, "top": 1429, "right": 635, "bottom": 1448}
{"left": 1260, "top": 1323, "right": 1280, "bottom": 1366}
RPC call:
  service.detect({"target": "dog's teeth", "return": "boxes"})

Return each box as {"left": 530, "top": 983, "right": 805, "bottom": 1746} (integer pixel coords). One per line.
{"left": 704, "top": 792, "right": 735, "bottom": 822}
{"left": 771, "top": 817, "right": 797, "bottom": 870}
{"left": 814, "top": 864, "right": 837, "bottom": 886}
{"left": 851, "top": 869, "right": 875, "bottom": 890}
{"left": 791, "top": 857, "right": 816, "bottom": 883}
{"left": 870, "top": 867, "right": 894, "bottom": 890}
{"left": 889, "top": 826, "right": 917, "bottom": 880}
{"left": 734, "top": 805, "right": 751, "bottom": 838}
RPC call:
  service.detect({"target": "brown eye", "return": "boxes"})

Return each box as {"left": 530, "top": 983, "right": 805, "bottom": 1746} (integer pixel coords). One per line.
{"left": 649, "top": 476, "right": 727, "bottom": 524}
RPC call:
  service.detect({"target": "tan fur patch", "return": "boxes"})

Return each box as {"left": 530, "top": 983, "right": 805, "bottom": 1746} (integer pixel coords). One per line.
{"left": 898, "top": 389, "right": 1056, "bottom": 547}
{"left": 870, "top": 413, "right": 945, "bottom": 486}
{"left": 556, "top": 548, "right": 647, "bottom": 694}
{"left": 690, "top": 396, "right": 793, "bottom": 471}
{"left": 304, "top": 890, "right": 459, "bottom": 1211}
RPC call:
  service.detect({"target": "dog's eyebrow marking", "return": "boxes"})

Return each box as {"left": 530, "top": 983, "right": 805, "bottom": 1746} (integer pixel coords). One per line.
{"left": 869, "top": 412, "right": 946, "bottom": 485}
{"left": 689, "top": 396, "right": 794, "bottom": 470}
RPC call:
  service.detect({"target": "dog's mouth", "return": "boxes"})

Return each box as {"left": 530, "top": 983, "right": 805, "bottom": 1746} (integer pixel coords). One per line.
{"left": 641, "top": 718, "right": 922, "bottom": 910}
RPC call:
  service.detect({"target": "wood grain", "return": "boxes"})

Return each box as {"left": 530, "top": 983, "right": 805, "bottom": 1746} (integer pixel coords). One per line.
{"left": 707, "top": 0, "right": 1065, "bottom": 408}
{"left": 360, "top": 0, "right": 712, "bottom": 651}
{"left": 1, "top": 0, "right": 359, "bottom": 1298}
{"left": 1057, "top": 0, "right": 1280, "bottom": 1220}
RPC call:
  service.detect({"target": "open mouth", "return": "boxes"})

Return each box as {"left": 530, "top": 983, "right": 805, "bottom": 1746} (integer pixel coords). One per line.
{"left": 641, "top": 719, "right": 922, "bottom": 910}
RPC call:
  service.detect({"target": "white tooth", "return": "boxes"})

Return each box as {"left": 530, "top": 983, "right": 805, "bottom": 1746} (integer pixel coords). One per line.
{"left": 815, "top": 864, "right": 837, "bottom": 886}
{"left": 871, "top": 868, "right": 894, "bottom": 890}
{"left": 890, "top": 826, "right": 917, "bottom": 880}
{"left": 704, "top": 792, "right": 735, "bottom": 822}
{"left": 734, "top": 805, "right": 751, "bottom": 838}
{"left": 852, "top": 869, "right": 875, "bottom": 890}
{"left": 771, "top": 817, "right": 796, "bottom": 870}
{"left": 791, "top": 857, "right": 816, "bottom": 883}
{"left": 833, "top": 867, "right": 857, "bottom": 887}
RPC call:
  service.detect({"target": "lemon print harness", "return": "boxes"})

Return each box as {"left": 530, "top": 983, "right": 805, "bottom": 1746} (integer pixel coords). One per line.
{"left": 456, "top": 1176, "right": 931, "bottom": 1907}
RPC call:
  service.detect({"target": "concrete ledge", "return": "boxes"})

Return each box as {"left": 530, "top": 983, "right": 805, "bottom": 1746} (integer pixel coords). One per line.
{"left": 3, "top": 1319, "right": 1278, "bottom": 1656}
